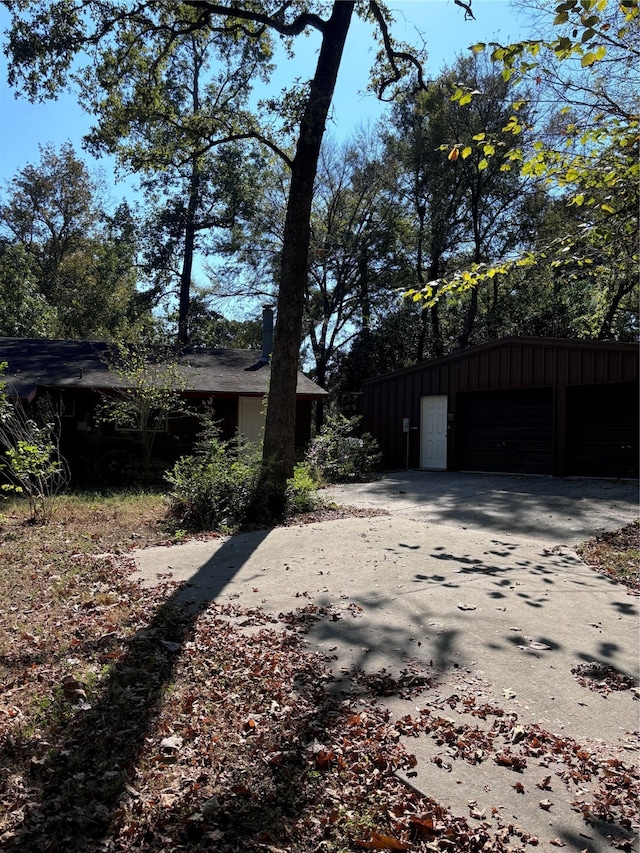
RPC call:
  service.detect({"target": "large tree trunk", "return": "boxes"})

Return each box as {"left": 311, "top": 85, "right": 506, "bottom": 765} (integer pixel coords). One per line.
{"left": 178, "top": 158, "right": 201, "bottom": 348}
{"left": 259, "top": 1, "right": 355, "bottom": 519}
{"left": 178, "top": 50, "right": 204, "bottom": 348}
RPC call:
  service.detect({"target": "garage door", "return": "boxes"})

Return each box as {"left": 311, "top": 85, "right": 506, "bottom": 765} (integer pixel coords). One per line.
{"left": 456, "top": 388, "right": 553, "bottom": 475}
{"left": 567, "top": 382, "right": 638, "bottom": 478}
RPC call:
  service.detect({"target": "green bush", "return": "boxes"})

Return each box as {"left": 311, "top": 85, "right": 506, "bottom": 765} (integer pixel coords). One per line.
{"left": 306, "top": 414, "right": 381, "bottom": 484}
{"left": 165, "top": 417, "right": 321, "bottom": 532}
{"left": 165, "top": 417, "right": 260, "bottom": 531}
{"left": 286, "top": 463, "right": 320, "bottom": 515}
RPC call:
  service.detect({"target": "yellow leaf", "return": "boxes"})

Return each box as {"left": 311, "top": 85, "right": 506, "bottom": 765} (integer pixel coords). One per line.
{"left": 472, "top": 132, "right": 486, "bottom": 141}
{"left": 601, "top": 203, "right": 614, "bottom": 213}
{"left": 581, "top": 51, "right": 598, "bottom": 66}
{"left": 448, "top": 147, "right": 460, "bottom": 161}
{"left": 483, "top": 143, "right": 496, "bottom": 156}
{"left": 478, "top": 158, "right": 489, "bottom": 171}
{"left": 461, "top": 146, "right": 473, "bottom": 159}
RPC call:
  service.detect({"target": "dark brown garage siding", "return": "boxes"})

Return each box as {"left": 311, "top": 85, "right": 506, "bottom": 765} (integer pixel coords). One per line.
{"left": 362, "top": 337, "right": 639, "bottom": 478}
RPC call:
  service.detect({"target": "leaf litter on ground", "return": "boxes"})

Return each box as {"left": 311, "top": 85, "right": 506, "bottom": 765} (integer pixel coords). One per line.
{"left": 0, "top": 495, "right": 638, "bottom": 852}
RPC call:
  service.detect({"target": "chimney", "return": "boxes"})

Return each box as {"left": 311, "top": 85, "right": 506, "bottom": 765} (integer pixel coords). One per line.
{"left": 261, "top": 305, "right": 274, "bottom": 362}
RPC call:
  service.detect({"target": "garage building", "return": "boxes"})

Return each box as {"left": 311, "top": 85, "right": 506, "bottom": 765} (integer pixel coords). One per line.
{"left": 362, "top": 337, "right": 638, "bottom": 479}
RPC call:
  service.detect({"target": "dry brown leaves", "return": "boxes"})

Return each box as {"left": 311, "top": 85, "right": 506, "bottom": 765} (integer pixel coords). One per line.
{"left": 577, "top": 521, "right": 640, "bottom": 592}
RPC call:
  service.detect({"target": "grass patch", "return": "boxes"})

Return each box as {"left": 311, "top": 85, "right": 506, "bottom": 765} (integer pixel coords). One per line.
{"left": 576, "top": 519, "right": 639, "bottom": 591}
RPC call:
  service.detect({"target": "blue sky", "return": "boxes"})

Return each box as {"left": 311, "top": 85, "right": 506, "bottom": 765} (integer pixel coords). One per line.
{"left": 0, "top": 0, "right": 525, "bottom": 202}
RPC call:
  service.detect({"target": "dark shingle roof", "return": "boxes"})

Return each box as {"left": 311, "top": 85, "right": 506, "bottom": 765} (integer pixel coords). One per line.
{"left": 0, "top": 338, "right": 326, "bottom": 399}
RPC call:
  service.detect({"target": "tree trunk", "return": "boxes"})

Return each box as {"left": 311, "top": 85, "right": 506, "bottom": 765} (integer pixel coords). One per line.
{"left": 457, "top": 201, "right": 482, "bottom": 350}
{"left": 178, "top": 50, "right": 204, "bottom": 348}
{"left": 178, "top": 159, "right": 201, "bottom": 348}
{"left": 259, "top": 1, "right": 355, "bottom": 519}
{"left": 598, "top": 276, "right": 635, "bottom": 340}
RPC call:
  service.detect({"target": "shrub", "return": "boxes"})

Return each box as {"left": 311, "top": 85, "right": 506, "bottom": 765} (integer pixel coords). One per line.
{"left": 165, "top": 415, "right": 321, "bottom": 531}
{"left": 165, "top": 429, "right": 261, "bottom": 532}
{"left": 286, "top": 463, "right": 321, "bottom": 515}
{"left": 0, "top": 368, "right": 69, "bottom": 522}
{"left": 306, "top": 414, "right": 381, "bottom": 484}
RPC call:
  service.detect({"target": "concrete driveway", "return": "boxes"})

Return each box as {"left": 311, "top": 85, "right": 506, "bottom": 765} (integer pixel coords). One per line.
{"left": 133, "top": 472, "right": 639, "bottom": 852}
{"left": 323, "top": 470, "right": 638, "bottom": 544}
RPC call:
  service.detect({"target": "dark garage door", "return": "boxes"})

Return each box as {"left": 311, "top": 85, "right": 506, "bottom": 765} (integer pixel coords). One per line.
{"left": 567, "top": 382, "right": 638, "bottom": 478}
{"left": 456, "top": 388, "right": 553, "bottom": 475}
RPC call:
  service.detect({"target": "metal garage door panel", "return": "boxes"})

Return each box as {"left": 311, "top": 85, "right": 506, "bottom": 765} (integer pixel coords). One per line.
{"left": 457, "top": 388, "right": 553, "bottom": 475}
{"left": 567, "top": 382, "right": 638, "bottom": 478}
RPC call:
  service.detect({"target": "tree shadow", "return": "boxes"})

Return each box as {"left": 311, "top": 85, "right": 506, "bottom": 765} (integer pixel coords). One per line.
{"left": 1, "top": 531, "right": 271, "bottom": 849}
{"left": 0, "top": 527, "right": 462, "bottom": 851}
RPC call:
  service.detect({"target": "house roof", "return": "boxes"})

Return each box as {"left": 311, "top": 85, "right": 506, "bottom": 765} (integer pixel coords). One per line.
{"left": 0, "top": 337, "right": 327, "bottom": 400}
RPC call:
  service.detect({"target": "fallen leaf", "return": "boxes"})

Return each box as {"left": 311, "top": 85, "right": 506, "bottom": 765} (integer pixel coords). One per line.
{"left": 539, "top": 798, "right": 553, "bottom": 810}
{"left": 408, "top": 815, "right": 436, "bottom": 840}
{"left": 358, "top": 831, "right": 411, "bottom": 850}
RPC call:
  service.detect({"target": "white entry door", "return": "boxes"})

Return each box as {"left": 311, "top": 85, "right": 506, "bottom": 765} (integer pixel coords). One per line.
{"left": 420, "top": 396, "right": 448, "bottom": 469}
{"left": 238, "top": 396, "right": 266, "bottom": 444}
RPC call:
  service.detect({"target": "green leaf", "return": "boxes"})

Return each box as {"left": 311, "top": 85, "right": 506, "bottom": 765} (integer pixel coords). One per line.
{"left": 554, "top": 11, "right": 569, "bottom": 23}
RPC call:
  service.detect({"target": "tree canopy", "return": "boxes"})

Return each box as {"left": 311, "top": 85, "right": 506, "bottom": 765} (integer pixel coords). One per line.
{"left": 406, "top": 0, "right": 639, "bottom": 340}
{"left": 0, "top": 142, "right": 146, "bottom": 340}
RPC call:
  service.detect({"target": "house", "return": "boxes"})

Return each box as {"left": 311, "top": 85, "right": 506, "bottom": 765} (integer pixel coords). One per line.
{"left": 0, "top": 310, "right": 327, "bottom": 484}
{"left": 362, "top": 337, "right": 638, "bottom": 479}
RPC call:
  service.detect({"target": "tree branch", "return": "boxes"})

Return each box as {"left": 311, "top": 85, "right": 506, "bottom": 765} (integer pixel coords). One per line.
{"left": 183, "top": 1, "right": 328, "bottom": 36}
{"left": 454, "top": 0, "right": 475, "bottom": 22}
{"left": 368, "top": 0, "right": 427, "bottom": 99}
